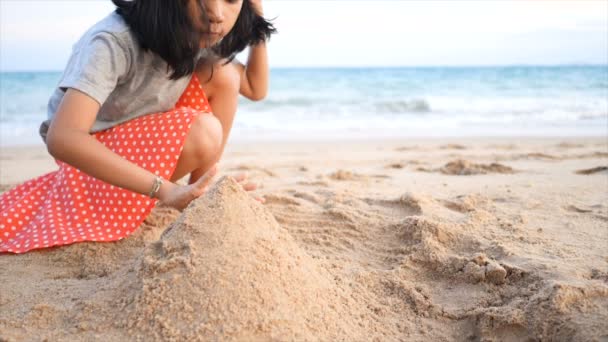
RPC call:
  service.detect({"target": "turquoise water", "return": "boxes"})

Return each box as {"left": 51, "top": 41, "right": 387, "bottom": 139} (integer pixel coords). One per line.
{"left": 1, "top": 66, "right": 606, "bottom": 145}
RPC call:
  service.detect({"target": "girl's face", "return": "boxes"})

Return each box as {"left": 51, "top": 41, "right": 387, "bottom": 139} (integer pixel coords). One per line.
{"left": 189, "top": 0, "right": 244, "bottom": 48}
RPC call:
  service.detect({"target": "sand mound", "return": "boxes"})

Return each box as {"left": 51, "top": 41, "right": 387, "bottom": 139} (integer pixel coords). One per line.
{"left": 440, "top": 159, "right": 515, "bottom": 175}
{"left": 118, "top": 176, "right": 370, "bottom": 341}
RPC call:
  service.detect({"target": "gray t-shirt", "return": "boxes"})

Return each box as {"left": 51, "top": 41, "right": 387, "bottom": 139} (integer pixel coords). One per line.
{"left": 40, "top": 11, "right": 202, "bottom": 143}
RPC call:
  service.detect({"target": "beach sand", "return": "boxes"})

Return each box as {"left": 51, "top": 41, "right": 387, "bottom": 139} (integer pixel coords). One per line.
{"left": 1, "top": 136, "right": 607, "bottom": 341}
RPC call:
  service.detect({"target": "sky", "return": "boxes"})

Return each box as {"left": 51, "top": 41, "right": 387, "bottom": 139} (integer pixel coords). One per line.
{"left": 0, "top": 0, "right": 607, "bottom": 71}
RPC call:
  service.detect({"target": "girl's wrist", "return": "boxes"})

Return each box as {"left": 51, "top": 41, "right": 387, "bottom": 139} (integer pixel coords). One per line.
{"left": 250, "top": 40, "right": 266, "bottom": 48}
{"left": 156, "top": 179, "right": 177, "bottom": 202}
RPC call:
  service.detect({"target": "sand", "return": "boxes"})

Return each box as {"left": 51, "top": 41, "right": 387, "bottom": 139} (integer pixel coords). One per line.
{"left": 0, "top": 136, "right": 607, "bottom": 341}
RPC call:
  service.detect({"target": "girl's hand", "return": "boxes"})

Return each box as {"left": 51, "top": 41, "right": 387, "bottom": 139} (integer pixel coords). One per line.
{"left": 158, "top": 164, "right": 219, "bottom": 211}
{"left": 250, "top": 0, "right": 263, "bottom": 16}
{"left": 231, "top": 172, "right": 266, "bottom": 204}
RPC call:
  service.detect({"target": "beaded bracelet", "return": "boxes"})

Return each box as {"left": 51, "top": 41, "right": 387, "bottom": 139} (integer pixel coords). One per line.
{"left": 148, "top": 176, "right": 164, "bottom": 199}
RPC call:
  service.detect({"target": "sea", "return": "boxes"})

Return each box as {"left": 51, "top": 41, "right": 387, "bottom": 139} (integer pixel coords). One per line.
{"left": 1, "top": 66, "right": 606, "bottom": 146}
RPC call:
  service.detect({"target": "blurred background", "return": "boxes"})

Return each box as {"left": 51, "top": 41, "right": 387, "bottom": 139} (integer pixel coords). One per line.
{"left": 1, "top": 0, "right": 607, "bottom": 146}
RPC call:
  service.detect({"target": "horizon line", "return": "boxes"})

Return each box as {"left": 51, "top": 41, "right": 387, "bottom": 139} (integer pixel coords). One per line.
{"left": 1, "top": 63, "right": 607, "bottom": 73}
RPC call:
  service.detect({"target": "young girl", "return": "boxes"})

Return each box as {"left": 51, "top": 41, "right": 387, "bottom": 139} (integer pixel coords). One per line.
{"left": 0, "top": 0, "right": 276, "bottom": 254}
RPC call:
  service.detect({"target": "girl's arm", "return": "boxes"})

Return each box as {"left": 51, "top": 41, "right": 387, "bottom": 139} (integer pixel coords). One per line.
{"left": 235, "top": 0, "right": 268, "bottom": 101}
{"left": 46, "top": 88, "right": 216, "bottom": 211}
{"left": 234, "top": 41, "right": 268, "bottom": 101}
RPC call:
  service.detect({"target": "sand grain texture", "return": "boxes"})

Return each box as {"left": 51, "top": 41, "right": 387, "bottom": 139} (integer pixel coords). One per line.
{"left": 1, "top": 137, "right": 607, "bottom": 341}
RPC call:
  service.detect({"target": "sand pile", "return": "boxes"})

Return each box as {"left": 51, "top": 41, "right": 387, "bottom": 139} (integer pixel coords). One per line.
{"left": 0, "top": 177, "right": 374, "bottom": 341}
{"left": 118, "top": 176, "right": 371, "bottom": 341}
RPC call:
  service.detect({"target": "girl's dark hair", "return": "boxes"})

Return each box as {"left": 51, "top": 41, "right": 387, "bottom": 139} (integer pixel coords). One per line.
{"left": 112, "top": 0, "right": 202, "bottom": 80}
{"left": 111, "top": 0, "right": 276, "bottom": 80}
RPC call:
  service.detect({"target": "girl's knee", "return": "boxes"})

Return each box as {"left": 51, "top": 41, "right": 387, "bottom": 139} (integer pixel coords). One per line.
{"left": 189, "top": 113, "right": 223, "bottom": 162}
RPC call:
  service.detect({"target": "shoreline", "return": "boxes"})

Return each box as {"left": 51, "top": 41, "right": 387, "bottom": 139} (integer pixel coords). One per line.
{"left": 2, "top": 134, "right": 606, "bottom": 146}
{"left": 2, "top": 135, "right": 606, "bottom": 186}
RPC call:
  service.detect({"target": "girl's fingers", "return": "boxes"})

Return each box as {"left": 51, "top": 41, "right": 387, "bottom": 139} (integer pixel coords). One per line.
{"left": 233, "top": 172, "right": 248, "bottom": 182}
{"left": 255, "top": 196, "right": 266, "bottom": 204}
{"left": 242, "top": 182, "right": 257, "bottom": 191}
{"left": 230, "top": 173, "right": 259, "bottom": 193}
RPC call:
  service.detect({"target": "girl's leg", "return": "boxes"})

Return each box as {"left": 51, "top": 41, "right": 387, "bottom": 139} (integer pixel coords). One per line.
{"left": 188, "top": 62, "right": 241, "bottom": 184}
{"left": 170, "top": 113, "right": 224, "bottom": 183}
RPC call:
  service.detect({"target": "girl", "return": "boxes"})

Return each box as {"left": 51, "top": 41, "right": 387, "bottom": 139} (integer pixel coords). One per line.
{"left": 0, "top": 0, "right": 276, "bottom": 254}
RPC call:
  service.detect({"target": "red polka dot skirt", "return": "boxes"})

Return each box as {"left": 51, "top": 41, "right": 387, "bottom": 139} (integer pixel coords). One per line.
{"left": 0, "top": 74, "right": 212, "bottom": 254}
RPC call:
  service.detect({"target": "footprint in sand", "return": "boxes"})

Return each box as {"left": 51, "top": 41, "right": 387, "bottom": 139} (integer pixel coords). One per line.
{"left": 415, "top": 166, "right": 434, "bottom": 173}
{"left": 262, "top": 193, "right": 301, "bottom": 206}
{"left": 520, "top": 152, "right": 559, "bottom": 160}
{"left": 564, "top": 204, "right": 608, "bottom": 221}
{"left": 439, "top": 159, "right": 515, "bottom": 175}
{"left": 327, "top": 169, "right": 369, "bottom": 181}
{"left": 439, "top": 144, "right": 467, "bottom": 150}
{"left": 573, "top": 152, "right": 608, "bottom": 159}
{"left": 290, "top": 190, "right": 323, "bottom": 205}
{"left": 385, "top": 162, "right": 405, "bottom": 169}
{"left": 230, "top": 164, "right": 277, "bottom": 177}
{"left": 574, "top": 166, "right": 608, "bottom": 175}
{"left": 486, "top": 144, "right": 518, "bottom": 150}
{"left": 385, "top": 160, "right": 426, "bottom": 170}
{"left": 297, "top": 180, "right": 329, "bottom": 187}
{"left": 564, "top": 204, "right": 593, "bottom": 213}
{"left": 362, "top": 192, "right": 424, "bottom": 217}
{"left": 394, "top": 145, "right": 419, "bottom": 151}
{"left": 556, "top": 142, "right": 584, "bottom": 149}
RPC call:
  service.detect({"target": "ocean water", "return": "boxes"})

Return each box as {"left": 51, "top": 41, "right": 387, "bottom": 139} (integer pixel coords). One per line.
{"left": 1, "top": 66, "right": 606, "bottom": 146}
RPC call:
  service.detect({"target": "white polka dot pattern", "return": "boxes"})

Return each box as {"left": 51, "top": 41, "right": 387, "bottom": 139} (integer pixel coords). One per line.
{"left": 0, "top": 74, "right": 211, "bottom": 254}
